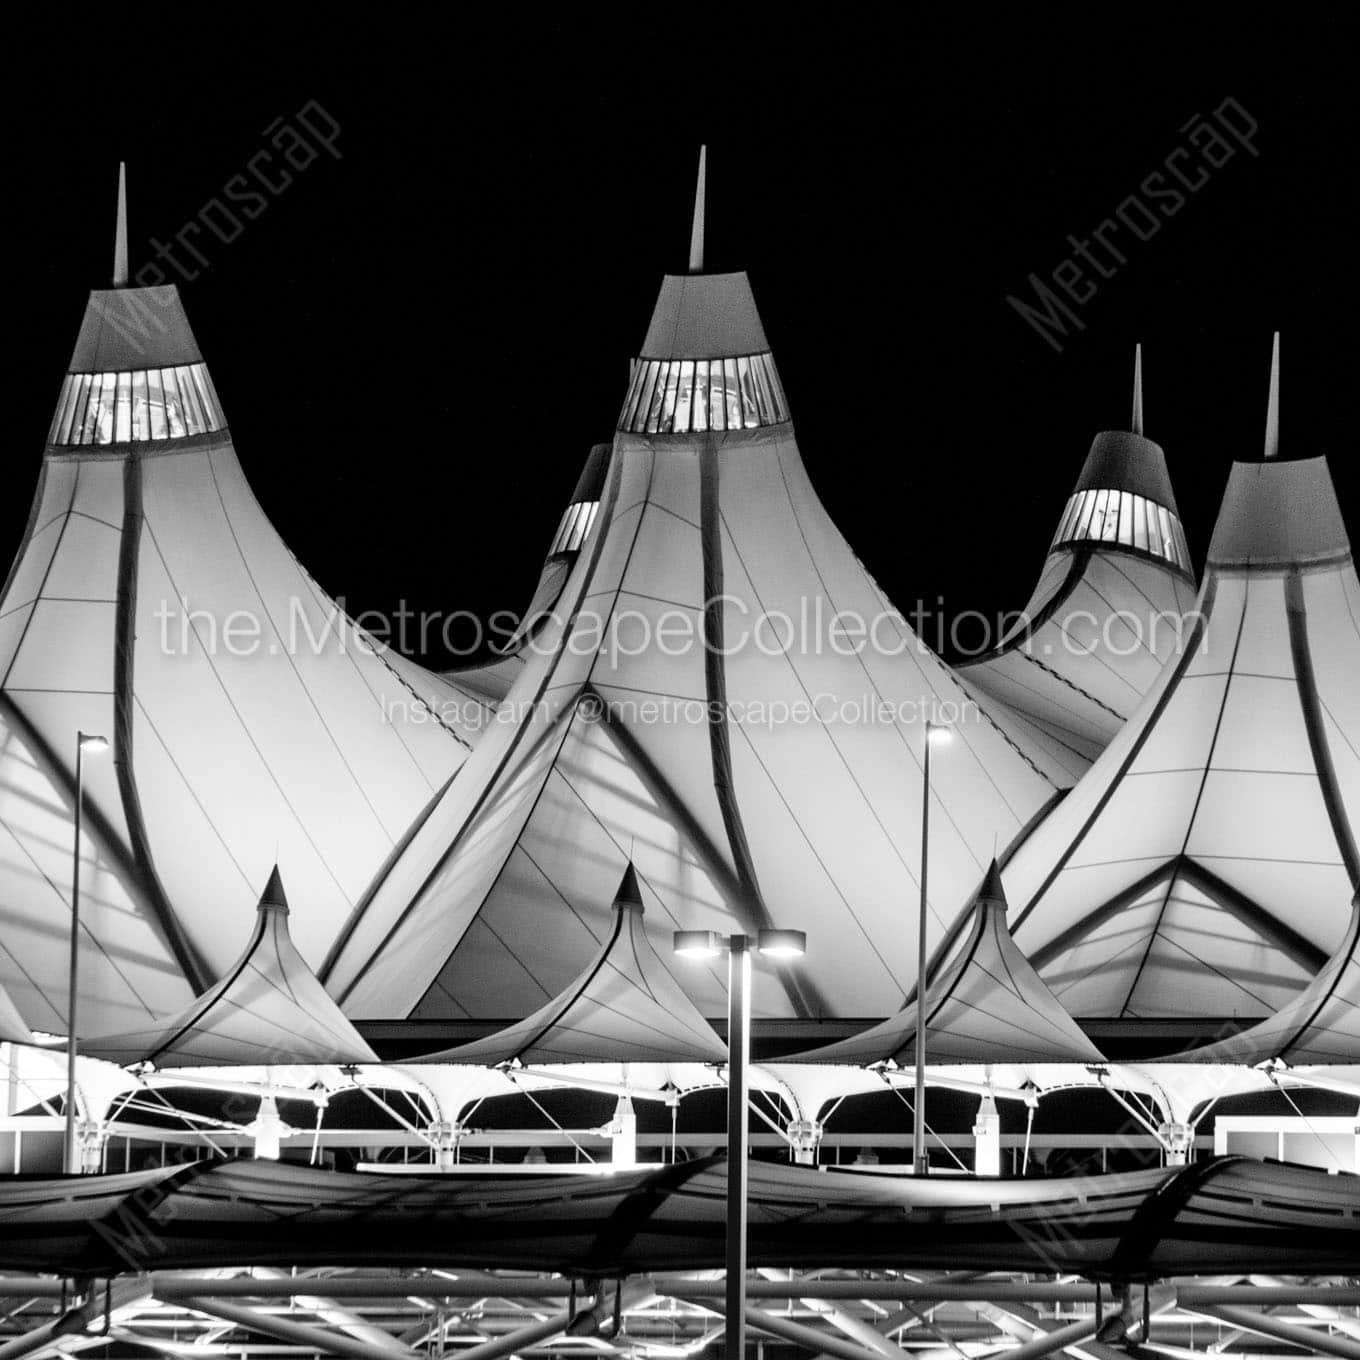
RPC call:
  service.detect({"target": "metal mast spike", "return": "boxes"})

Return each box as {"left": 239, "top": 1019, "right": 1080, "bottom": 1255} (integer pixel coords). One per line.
{"left": 113, "top": 162, "right": 129, "bottom": 287}
{"left": 1131, "top": 343, "right": 1144, "bottom": 436}
{"left": 1264, "top": 332, "right": 1280, "bottom": 460}
{"left": 688, "top": 145, "right": 706, "bottom": 273}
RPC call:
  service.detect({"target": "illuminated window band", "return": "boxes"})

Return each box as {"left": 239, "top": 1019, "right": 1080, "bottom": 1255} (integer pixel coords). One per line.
{"left": 617, "top": 352, "right": 789, "bottom": 435}
{"left": 1051, "top": 487, "right": 1192, "bottom": 573}
{"left": 548, "top": 500, "right": 600, "bottom": 555}
{"left": 48, "top": 364, "right": 225, "bottom": 447}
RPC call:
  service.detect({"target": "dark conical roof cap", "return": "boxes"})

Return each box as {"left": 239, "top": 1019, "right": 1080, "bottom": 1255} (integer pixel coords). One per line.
{"left": 259, "top": 865, "right": 290, "bottom": 914}
{"left": 1073, "top": 430, "right": 1179, "bottom": 515}
{"left": 1207, "top": 457, "right": 1350, "bottom": 570}
{"left": 613, "top": 862, "right": 645, "bottom": 912}
{"left": 67, "top": 286, "right": 204, "bottom": 372}
{"left": 639, "top": 273, "right": 769, "bottom": 360}
{"left": 978, "top": 859, "right": 1009, "bottom": 913}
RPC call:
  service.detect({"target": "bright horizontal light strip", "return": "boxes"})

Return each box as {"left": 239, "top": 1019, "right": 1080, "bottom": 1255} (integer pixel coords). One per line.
{"left": 618, "top": 352, "right": 789, "bottom": 435}
{"left": 48, "top": 363, "right": 225, "bottom": 447}
{"left": 548, "top": 500, "right": 600, "bottom": 556}
{"left": 756, "top": 928, "right": 806, "bottom": 958}
{"left": 673, "top": 929, "right": 723, "bottom": 959}
{"left": 1050, "top": 487, "right": 1192, "bottom": 573}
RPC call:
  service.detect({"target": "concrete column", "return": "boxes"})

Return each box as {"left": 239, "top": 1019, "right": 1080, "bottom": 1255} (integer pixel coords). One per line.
{"left": 608, "top": 1096, "right": 637, "bottom": 1167}
{"left": 973, "top": 1093, "right": 1001, "bottom": 1176}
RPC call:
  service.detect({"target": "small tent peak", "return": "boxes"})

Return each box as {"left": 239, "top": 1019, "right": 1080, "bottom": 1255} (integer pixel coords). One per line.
{"left": 1131, "top": 343, "right": 1144, "bottom": 436}
{"left": 613, "top": 862, "right": 644, "bottom": 913}
{"left": 1264, "top": 331, "right": 1281, "bottom": 460}
{"left": 259, "top": 865, "right": 290, "bottom": 914}
{"left": 978, "top": 859, "right": 1008, "bottom": 911}
{"left": 688, "top": 145, "right": 706, "bottom": 273}
{"left": 113, "top": 162, "right": 128, "bottom": 287}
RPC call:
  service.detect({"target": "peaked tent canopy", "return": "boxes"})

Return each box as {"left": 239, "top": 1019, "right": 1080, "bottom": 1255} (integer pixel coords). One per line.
{"left": 960, "top": 349, "right": 1198, "bottom": 782}
{"left": 788, "top": 861, "right": 1104, "bottom": 1064}
{"left": 81, "top": 867, "right": 377, "bottom": 1068}
{"left": 321, "top": 158, "right": 1068, "bottom": 1023}
{"left": 411, "top": 863, "right": 725, "bottom": 1065}
{"left": 1165, "top": 891, "right": 1360, "bottom": 1065}
{"left": 0, "top": 171, "right": 479, "bottom": 1035}
{"left": 1005, "top": 352, "right": 1360, "bottom": 1020}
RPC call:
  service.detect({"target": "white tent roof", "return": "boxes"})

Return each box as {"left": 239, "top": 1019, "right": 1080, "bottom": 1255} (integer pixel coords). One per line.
{"left": 1166, "top": 891, "right": 1360, "bottom": 1065}
{"left": 1005, "top": 441, "right": 1359, "bottom": 1020}
{"left": 959, "top": 363, "right": 1198, "bottom": 782}
{"left": 410, "top": 864, "right": 725, "bottom": 1065}
{"left": 0, "top": 263, "right": 479, "bottom": 1035}
{"left": 81, "top": 867, "right": 377, "bottom": 1068}
{"left": 321, "top": 265, "right": 1067, "bottom": 1023}
{"left": 787, "top": 861, "right": 1104, "bottom": 1064}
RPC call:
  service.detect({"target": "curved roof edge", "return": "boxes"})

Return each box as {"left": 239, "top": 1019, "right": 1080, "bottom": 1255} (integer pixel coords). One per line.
{"left": 640, "top": 272, "right": 769, "bottom": 359}
{"left": 68, "top": 286, "right": 203, "bottom": 372}
{"left": 1207, "top": 457, "right": 1350, "bottom": 570}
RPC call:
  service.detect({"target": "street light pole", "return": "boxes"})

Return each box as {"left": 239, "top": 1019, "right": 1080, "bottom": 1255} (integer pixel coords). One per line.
{"left": 725, "top": 934, "right": 750, "bottom": 1359}
{"left": 674, "top": 925, "right": 804, "bottom": 1358}
{"left": 914, "top": 720, "right": 951, "bottom": 1177}
{"left": 64, "top": 731, "right": 108, "bottom": 1175}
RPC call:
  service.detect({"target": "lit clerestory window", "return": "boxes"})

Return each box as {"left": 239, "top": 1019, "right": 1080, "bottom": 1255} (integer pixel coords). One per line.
{"left": 48, "top": 364, "right": 225, "bottom": 447}
{"left": 1050, "top": 487, "right": 1192, "bottom": 574}
{"left": 617, "top": 353, "right": 789, "bottom": 434}
{"left": 548, "top": 500, "right": 600, "bottom": 555}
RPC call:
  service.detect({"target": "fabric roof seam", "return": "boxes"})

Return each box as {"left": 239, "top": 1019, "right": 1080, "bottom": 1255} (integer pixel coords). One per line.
{"left": 1115, "top": 575, "right": 1253, "bottom": 1014}
{"left": 45, "top": 429, "right": 233, "bottom": 462}
{"left": 1285, "top": 571, "right": 1360, "bottom": 888}
{"left": 1009, "top": 575, "right": 1219, "bottom": 937}
{"left": 115, "top": 450, "right": 212, "bottom": 992}
{"left": 324, "top": 442, "right": 634, "bottom": 999}
{"left": 1207, "top": 550, "right": 1356, "bottom": 577}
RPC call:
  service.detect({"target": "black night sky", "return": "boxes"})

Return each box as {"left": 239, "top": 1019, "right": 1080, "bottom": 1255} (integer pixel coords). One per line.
{"left": 6, "top": 11, "right": 1357, "bottom": 667}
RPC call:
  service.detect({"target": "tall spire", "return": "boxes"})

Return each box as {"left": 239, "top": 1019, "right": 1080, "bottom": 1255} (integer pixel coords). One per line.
{"left": 1264, "top": 331, "right": 1280, "bottom": 460}
{"left": 112, "top": 162, "right": 128, "bottom": 287}
{"left": 688, "top": 145, "right": 706, "bottom": 273}
{"left": 1131, "top": 343, "right": 1144, "bottom": 435}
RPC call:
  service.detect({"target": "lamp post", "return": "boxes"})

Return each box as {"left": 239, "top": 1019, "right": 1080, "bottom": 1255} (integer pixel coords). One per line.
{"left": 674, "top": 926, "right": 806, "bottom": 1357}
{"left": 65, "top": 731, "right": 109, "bottom": 1175}
{"left": 914, "top": 720, "right": 952, "bottom": 1176}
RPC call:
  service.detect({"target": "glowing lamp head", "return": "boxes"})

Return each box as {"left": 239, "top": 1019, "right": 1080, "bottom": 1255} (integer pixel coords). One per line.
{"left": 672, "top": 929, "right": 723, "bottom": 960}
{"left": 79, "top": 732, "right": 110, "bottom": 754}
{"left": 757, "top": 928, "right": 807, "bottom": 959}
{"left": 925, "top": 723, "right": 953, "bottom": 746}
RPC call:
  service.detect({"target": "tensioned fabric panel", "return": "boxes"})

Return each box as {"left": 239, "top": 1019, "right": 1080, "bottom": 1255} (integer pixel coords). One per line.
{"left": 123, "top": 442, "right": 474, "bottom": 972}
{"left": 413, "top": 876, "right": 725, "bottom": 1065}
{"left": 1038, "top": 872, "right": 1314, "bottom": 1020}
{"left": 0, "top": 459, "right": 196, "bottom": 1033}
{"left": 1008, "top": 462, "right": 1360, "bottom": 1020}
{"left": 82, "top": 869, "right": 377, "bottom": 1067}
{"left": 1167, "top": 895, "right": 1360, "bottom": 1064}
{"left": 354, "top": 446, "right": 739, "bottom": 1021}
{"left": 323, "top": 452, "right": 645, "bottom": 1012}
{"left": 790, "top": 863, "right": 1103, "bottom": 1064}
{"left": 3, "top": 277, "right": 483, "bottom": 1025}
{"left": 0, "top": 710, "right": 191, "bottom": 1033}
{"left": 334, "top": 401, "right": 1065, "bottom": 1019}
{"left": 960, "top": 544, "right": 1200, "bottom": 778}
